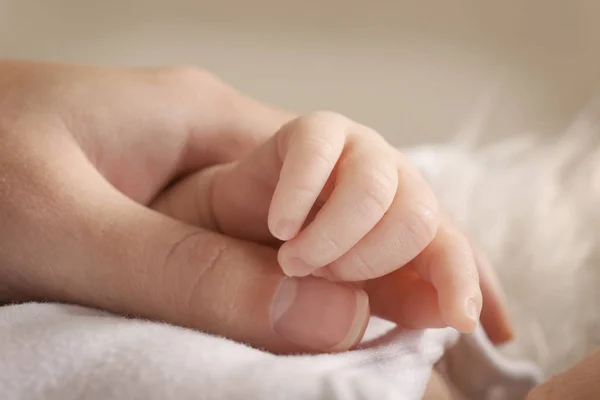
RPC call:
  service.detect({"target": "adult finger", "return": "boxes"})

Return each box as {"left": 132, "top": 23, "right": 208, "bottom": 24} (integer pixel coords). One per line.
{"left": 153, "top": 142, "right": 512, "bottom": 340}
{"left": 154, "top": 167, "right": 447, "bottom": 331}
{"left": 174, "top": 68, "right": 297, "bottom": 169}
{"left": 10, "top": 151, "right": 369, "bottom": 354}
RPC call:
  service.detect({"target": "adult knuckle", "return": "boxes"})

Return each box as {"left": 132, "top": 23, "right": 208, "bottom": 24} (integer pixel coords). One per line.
{"left": 161, "top": 231, "right": 229, "bottom": 308}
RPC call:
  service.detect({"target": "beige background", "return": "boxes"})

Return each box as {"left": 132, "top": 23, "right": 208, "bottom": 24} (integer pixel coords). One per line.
{"left": 1, "top": 0, "right": 599, "bottom": 145}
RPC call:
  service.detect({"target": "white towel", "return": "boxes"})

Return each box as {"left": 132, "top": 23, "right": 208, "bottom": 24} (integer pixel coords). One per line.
{"left": 0, "top": 302, "right": 541, "bottom": 400}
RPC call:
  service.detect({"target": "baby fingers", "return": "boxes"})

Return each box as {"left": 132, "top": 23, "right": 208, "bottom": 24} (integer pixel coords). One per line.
{"left": 271, "top": 112, "right": 398, "bottom": 277}
{"left": 321, "top": 153, "right": 440, "bottom": 281}
{"left": 409, "top": 219, "right": 482, "bottom": 333}
{"left": 268, "top": 112, "right": 347, "bottom": 242}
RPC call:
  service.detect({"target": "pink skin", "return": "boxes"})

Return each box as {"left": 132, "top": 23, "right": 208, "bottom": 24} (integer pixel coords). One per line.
{"left": 211, "top": 111, "right": 482, "bottom": 334}
{"left": 0, "top": 61, "right": 512, "bottom": 355}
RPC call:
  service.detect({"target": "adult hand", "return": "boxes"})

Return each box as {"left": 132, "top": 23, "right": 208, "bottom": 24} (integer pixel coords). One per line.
{"left": 0, "top": 60, "right": 511, "bottom": 353}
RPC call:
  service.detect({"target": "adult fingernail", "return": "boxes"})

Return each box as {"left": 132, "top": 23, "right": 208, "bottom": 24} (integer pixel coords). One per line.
{"left": 270, "top": 277, "right": 369, "bottom": 352}
{"left": 280, "top": 257, "right": 315, "bottom": 277}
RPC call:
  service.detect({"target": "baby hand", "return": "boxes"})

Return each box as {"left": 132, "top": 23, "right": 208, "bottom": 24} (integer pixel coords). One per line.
{"left": 268, "top": 112, "right": 481, "bottom": 333}
{"left": 158, "top": 111, "right": 483, "bottom": 334}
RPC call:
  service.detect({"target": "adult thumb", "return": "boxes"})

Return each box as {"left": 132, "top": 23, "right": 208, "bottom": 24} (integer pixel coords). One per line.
{"left": 45, "top": 177, "right": 369, "bottom": 354}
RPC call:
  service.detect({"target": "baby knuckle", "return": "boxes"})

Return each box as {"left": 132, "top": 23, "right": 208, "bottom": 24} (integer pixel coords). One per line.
{"left": 356, "top": 167, "right": 397, "bottom": 212}
{"left": 304, "top": 110, "right": 349, "bottom": 126}
{"left": 292, "top": 125, "right": 337, "bottom": 152}
{"left": 284, "top": 115, "right": 346, "bottom": 164}
{"left": 313, "top": 227, "right": 345, "bottom": 257}
{"left": 404, "top": 200, "right": 439, "bottom": 248}
{"left": 348, "top": 251, "right": 379, "bottom": 280}
{"left": 290, "top": 111, "right": 349, "bottom": 137}
{"left": 358, "top": 185, "right": 393, "bottom": 217}
{"left": 159, "top": 65, "right": 217, "bottom": 85}
{"left": 355, "top": 124, "right": 386, "bottom": 143}
{"left": 306, "top": 138, "right": 338, "bottom": 167}
{"left": 444, "top": 226, "right": 477, "bottom": 268}
{"left": 157, "top": 66, "right": 232, "bottom": 100}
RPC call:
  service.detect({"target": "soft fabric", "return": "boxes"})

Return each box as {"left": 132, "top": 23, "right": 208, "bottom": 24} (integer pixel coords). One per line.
{"left": 0, "top": 136, "right": 555, "bottom": 400}
{"left": 406, "top": 113, "right": 600, "bottom": 376}
{"left": 0, "top": 302, "right": 539, "bottom": 400}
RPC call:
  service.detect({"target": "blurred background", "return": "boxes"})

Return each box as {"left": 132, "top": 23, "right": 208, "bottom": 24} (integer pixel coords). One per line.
{"left": 1, "top": 0, "right": 599, "bottom": 146}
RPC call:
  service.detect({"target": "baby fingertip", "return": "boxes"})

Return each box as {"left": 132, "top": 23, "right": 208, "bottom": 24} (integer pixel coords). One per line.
{"left": 270, "top": 218, "right": 298, "bottom": 241}
{"left": 461, "top": 296, "right": 482, "bottom": 333}
{"left": 466, "top": 297, "right": 480, "bottom": 320}
{"left": 278, "top": 255, "right": 317, "bottom": 277}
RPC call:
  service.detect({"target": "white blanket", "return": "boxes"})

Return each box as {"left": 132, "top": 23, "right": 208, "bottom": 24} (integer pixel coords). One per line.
{"left": 0, "top": 302, "right": 540, "bottom": 400}
{"left": 0, "top": 140, "right": 546, "bottom": 400}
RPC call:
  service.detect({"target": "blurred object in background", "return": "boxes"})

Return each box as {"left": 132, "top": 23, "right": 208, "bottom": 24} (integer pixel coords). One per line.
{"left": 1, "top": 0, "right": 599, "bottom": 145}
